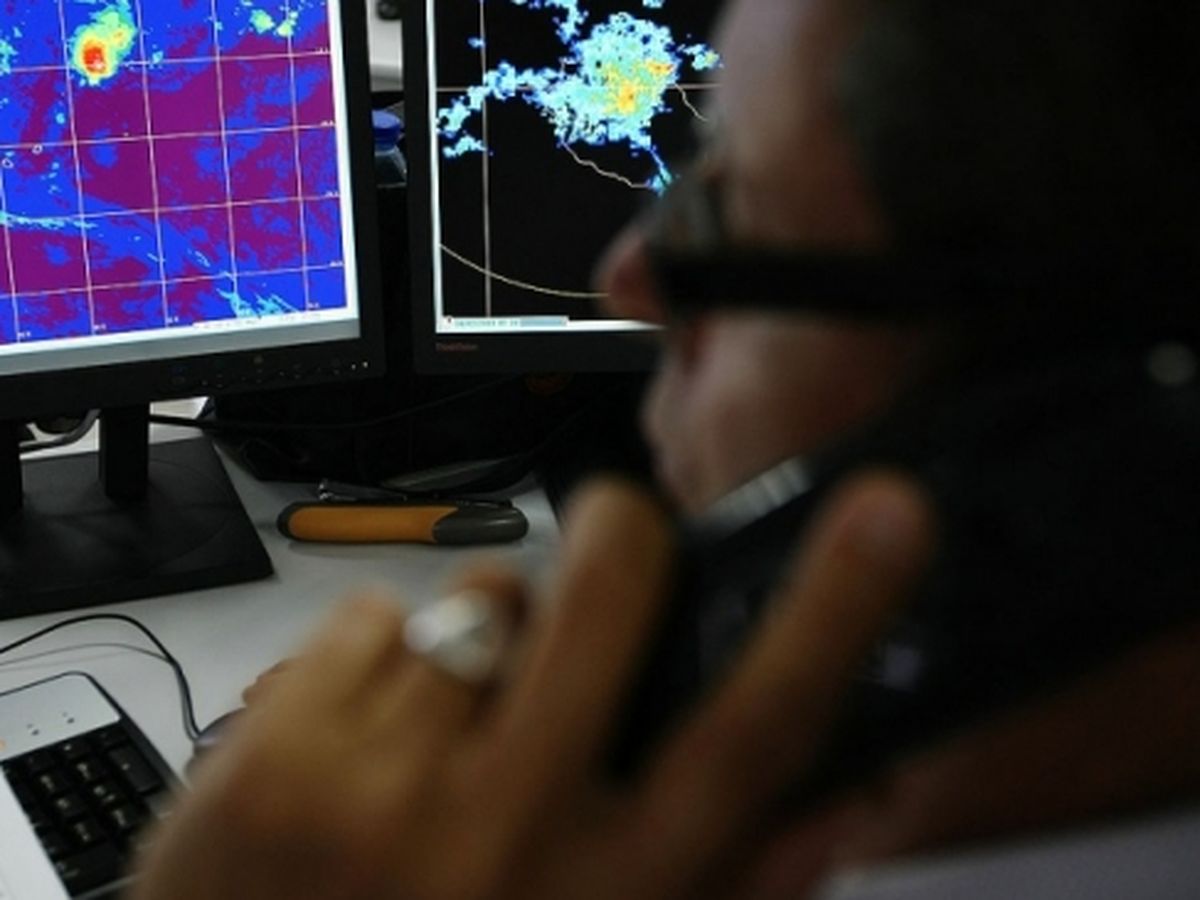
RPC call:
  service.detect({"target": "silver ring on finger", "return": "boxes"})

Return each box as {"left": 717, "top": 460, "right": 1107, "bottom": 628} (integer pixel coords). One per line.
{"left": 403, "top": 590, "right": 512, "bottom": 684}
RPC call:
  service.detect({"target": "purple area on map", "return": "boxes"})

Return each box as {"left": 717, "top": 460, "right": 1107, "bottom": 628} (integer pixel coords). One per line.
{"left": 154, "top": 136, "right": 227, "bottom": 207}
{"left": 241, "top": 270, "right": 304, "bottom": 312}
{"left": 73, "top": 69, "right": 149, "bottom": 141}
{"left": 293, "top": 15, "right": 331, "bottom": 54}
{"left": 307, "top": 266, "right": 345, "bottom": 311}
{"left": 141, "top": 0, "right": 216, "bottom": 60}
{"left": 0, "top": 232, "right": 12, "bottom": 295}
{"left": 303, "top": 199, "right": 342, "bottom": 266}
{"left": 0, "top": 70, "right": 71, "bottom": 147}
{"left": 160, "top": 206, "right": 232, "bottom": 280}
{"left": 86, "top": 214, "right": 158, "bottom": 287}
{"left": 10, "top": 228, "right": 86, "bottom": 294}
{"left": 92, "top": 282, "right": 163, "bottom": 334}
{"left": 221, "top": 57, "right": 296, "bottom": 130}
{"left": 299, "top": 127, "right": 338, "bottom": 196}
{"left": 79, "top": 140, "right": 155, "bottom": 214}
{"left": 294, "top": 56, "right": 336, "bottom": 126}
{"left": 166, "top": 275, "right": 237, "bottom": 326}
{"left": 233, "top": 200, "right": 302, "bottom": 272}
{"left": 228, "top": 131, "right": 298, "bottom": 202}
{"left": 149, "top": 62, "right": 222, "bottom": 136}
{"left": 16, "top": 290, "right": 91, "bottom": 340}
{"left": 3, "top": 145, "right": 78, "bottom": 218}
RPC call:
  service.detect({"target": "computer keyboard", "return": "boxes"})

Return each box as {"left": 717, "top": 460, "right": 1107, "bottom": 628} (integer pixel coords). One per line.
{"left": 0, "top": 673, "right": 176, "bottom": 899}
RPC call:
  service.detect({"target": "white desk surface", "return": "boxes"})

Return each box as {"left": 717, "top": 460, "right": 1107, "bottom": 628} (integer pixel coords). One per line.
{"left": 366, "top": 0, "right": 403, "bottom": 92}
{"left": 0, "top": 429, "right": 559, "bottom": 780}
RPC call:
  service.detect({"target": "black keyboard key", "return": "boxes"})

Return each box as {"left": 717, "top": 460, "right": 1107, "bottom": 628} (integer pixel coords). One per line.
{"left": 72, "top": 758, "right": 106, "bottom": 785}
{"left": 55, "top": 844, "right": 124, "bottom": 894}
{"left": 107, "top": 746, "right": 164, "bottom": 795}
{"left": 23, "top": 750, "right": 56, "bottom": 774}
{"left": 108, "top": 803, "right": 147, "bottom": 836}
{"left": 24, "top": 802, "right": 51, "bottom": 831}
{"left": 11, "top": 778, "right": 39, "bottom": 811}
{"left": 92, "top": 726, "right": 129, "bottom": 750}
{"left": 35, "top": 769, "right": 72, "bottom": 797}
{"left": 88, "top": 779, "right": 126, "bottom": 809}
{"left": 59, "top": 739, "right": 92, "bottom": 762}
{"left": 40, "top": 829, "right": 72, "bottom": 860}
{"left": 52, "top": 792, "right": 88, "bottom": 821}
{"left": 70, "top": 817, "right": 107, "bottom": 847}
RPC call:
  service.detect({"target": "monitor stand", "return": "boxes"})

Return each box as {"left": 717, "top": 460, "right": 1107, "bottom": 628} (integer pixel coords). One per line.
{"left": 0, "top": 406, "right": 273, "bottom": 621}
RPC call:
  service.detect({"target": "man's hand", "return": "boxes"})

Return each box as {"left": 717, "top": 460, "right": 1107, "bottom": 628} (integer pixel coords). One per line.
{"left": 132, "top": 472, "right": 934, "bottom": 900}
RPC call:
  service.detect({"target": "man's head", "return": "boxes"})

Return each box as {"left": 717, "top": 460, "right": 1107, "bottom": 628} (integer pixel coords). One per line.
{"left": 840, "top": 2, "right": 1200, "bottom": 261}
{"left": 598, "top": 0, "right": 1200, "bottom": 512}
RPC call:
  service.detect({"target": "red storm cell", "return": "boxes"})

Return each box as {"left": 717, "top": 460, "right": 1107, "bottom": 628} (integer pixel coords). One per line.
{"left": 83, "top": 41, "right": 109, "bottom": 75}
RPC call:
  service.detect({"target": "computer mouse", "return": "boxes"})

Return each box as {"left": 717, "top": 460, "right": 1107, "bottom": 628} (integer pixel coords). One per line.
{"left": 186, "top": 710, "right": 243, "bottom": 777}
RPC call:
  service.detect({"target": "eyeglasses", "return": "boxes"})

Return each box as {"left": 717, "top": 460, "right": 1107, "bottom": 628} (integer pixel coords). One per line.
{"left": 639, "top": 162, "right": 1200, "bottom": 327}
{"left": 640, "top": 161, "right": 952, "bottom": 322}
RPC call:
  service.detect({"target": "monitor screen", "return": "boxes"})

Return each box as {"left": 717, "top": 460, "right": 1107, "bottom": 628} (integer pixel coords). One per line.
{"left": 404, "top": 0, "right": 723, "bottom": 372}
{"left": 0, "top": 0, "right": 382, "bottom": 416}
{"left": 0, "top": 0, "right": 383, "bottom": 616}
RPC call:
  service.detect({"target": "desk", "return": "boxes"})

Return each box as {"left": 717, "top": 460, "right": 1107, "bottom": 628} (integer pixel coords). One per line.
{"left": 0, "top": 436, "right": 559, "bottom": 779}
{"left": 5, "top": 439, "right": 1198, "bottom": 898}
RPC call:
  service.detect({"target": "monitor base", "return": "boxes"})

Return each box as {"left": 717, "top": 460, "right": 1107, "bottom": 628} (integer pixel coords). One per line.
{"left": 1, "top": 436, "right": 273, "bottom": 620}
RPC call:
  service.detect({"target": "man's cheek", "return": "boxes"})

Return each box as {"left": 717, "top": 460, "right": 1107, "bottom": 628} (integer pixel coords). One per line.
{"left": 638, "top": 372, "right": 697, "bottom": 505}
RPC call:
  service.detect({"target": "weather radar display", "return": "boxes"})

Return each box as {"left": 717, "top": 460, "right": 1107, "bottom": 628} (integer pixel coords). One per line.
{"left": 428, "top": 0, "right": 721, "bottom": 329}
{"left": 0, "top": 0, "right": 352, "bottom": 352}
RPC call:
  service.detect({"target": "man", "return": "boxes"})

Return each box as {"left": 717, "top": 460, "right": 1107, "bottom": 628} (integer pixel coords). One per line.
{"left": 133, "top": 0, "right": 1200, "bottom": 897}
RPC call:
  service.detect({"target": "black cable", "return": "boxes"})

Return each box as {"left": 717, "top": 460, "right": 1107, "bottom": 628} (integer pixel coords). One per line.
{"left": 0, "top": 613, "right": 203, "bottom": 742}
{"left": 147, "top": 375, "right": 521, "bottom": 436}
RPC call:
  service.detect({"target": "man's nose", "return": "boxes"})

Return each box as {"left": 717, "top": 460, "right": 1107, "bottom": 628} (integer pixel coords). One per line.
{"left": 593, "top": 224, "right": 669, "bottom": 325}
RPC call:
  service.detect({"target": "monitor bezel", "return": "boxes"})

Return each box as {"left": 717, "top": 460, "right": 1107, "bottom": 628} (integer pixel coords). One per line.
{"left": 402, "top": 0, "right": 659, "bottom": 376}
{"left": 0, "top": 0, "right": 386, "bottom": 422}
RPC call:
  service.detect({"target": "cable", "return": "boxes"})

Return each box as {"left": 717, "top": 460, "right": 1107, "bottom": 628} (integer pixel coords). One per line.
{"left": 147, "top": 375, "right": 521, "bottom": 436}
{"left": 0, "top": 613, "right": 203, "bottom": 742}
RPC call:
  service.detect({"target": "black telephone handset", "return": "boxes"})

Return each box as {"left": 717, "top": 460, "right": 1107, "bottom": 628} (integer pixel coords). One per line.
{"left": 610, "top": 340, "right": 1200, "bottom": 802}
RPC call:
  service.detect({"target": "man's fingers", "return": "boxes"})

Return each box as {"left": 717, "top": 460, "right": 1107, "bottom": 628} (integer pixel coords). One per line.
{"left": 637, "top": 471, "right": 936, "bottom": 883}
{"left": 242, "top": 659, "right": 294, "bottom": 706}
{"left": 281, "top": 591, "right": 410, "bottom": 712}
{"left": 484, "top": 479, "right": 674, "bottom": 799}
{"left": 391, "top": 565, "right": 530, "bottom": 743}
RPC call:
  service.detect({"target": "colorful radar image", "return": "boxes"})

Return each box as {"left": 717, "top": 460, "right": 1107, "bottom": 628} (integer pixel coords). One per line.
{"left": 0, "top": 0, "right": 347, "bottom": 348}
{"left": 432, "top": 0, "right": 720, "bottom": 322}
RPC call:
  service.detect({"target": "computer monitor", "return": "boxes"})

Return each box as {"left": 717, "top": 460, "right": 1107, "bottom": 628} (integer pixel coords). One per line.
{"left": 404, "top": 0, "right": 723, "bottom": 373}
{"left": 0, "top": 0, "right": 384, "bottom": 616}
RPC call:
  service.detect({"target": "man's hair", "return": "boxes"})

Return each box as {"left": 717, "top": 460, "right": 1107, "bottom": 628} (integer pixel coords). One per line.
{"left": 838, "top": 2, "right": 1200, "bottom": 261}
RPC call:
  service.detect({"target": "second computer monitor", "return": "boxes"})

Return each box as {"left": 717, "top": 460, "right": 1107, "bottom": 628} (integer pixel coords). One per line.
{"left": 405, "top": 0, "right": 723, "bottom": 373}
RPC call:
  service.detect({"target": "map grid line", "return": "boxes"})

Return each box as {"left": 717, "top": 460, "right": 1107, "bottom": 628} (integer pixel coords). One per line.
{"left": 132, "top": 0, "right": 173, "bottom": 327}
{"left": 0, "top": 168, "right": 16, "bottom": 338}
{"left": 209, "top": 0, "right": 243, "bottom": 320}
{"left": 53, "top": 0, "right": 100, "bottom": 336}
{"left": 283, "top": 0, "right": 313, "bottom": 312}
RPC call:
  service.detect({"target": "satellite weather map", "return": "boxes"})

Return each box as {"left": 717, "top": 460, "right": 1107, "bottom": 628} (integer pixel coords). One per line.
{"left": 430, "top": 0, "right": 720, "bottom": 326}
{"left": 0, "top": 0, "right": 350, "bottom": 351}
